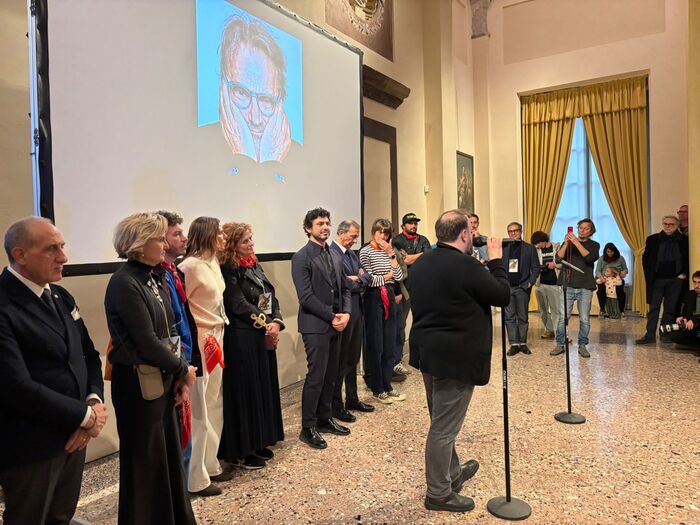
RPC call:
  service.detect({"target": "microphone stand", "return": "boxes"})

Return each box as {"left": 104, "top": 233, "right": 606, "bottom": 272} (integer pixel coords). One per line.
{"left": 487, "top": 309, "right": 532, "bottom": 520}
{"left": 554, "top": 257, "right": 586, "bottom": 425}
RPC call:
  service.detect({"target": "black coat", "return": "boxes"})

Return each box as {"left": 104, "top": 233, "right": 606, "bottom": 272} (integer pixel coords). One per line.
{"left": 408, "top": 243, "right": 511, "bottom": 385}
{"left": 104, "top": 261, "right": 189, "bottom": 379}
{"left": 502, "top": 241, "right": 540, "bottom": 289}
{"left": 679, "top": 289, "right": 699, "bottom": 322}
{"left": 642, "top": 232, "right": 689, "bottom": 304}
{"left": 0, "top": 269, "right": 104, "bottom": 469}
{"left": 291, "top": 241, "right": 351, "bottom": 334}
{"left": 221, "top": 263, "right": 284, "bottom": 331}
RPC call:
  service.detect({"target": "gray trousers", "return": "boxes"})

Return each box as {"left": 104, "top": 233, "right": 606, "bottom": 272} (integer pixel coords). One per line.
{"left": 534, "top": 283, "right": 560, "bottom": 333}
{"left": 422, "top": 372, "right": 475, "bottom": 499}
{"left": 504, "top": 285, "right": 531, "bottom": 344}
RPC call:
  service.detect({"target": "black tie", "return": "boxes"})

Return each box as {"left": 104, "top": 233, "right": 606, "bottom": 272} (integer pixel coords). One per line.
{"left": 320, "top": 248, "right": 336, "bottom": 282}
{"left": 41, "top": 288, "right": 60, "bottom": 318}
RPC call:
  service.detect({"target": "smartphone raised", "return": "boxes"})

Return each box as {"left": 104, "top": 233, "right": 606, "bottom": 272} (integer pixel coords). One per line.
{"left": 567, "top": 226, "right": 574, "bottom": 234}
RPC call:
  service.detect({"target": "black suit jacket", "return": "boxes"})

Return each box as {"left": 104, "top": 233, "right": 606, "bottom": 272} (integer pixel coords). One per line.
{"left": 679, "top": 289, "right": 699, "bottom": 322}
{"left": 502, "top": 241, "right": 539, "bottom": 290}
{"left": 642, "top": 232, "right": 690, "bottom": 303}
{"left": 408, "top": 243, "right": 511, "bottom": 385}
{"left": 0, "top": 269, "right": 104, "bottom": 469}
{"left": 329, "top": 241, "right": 371, "bottom": 317}
{"left": 221, "top": 263, "right": 285, "bottom": 331}
{"left": 292, "top": 240, "right": 351, "bottom": 335}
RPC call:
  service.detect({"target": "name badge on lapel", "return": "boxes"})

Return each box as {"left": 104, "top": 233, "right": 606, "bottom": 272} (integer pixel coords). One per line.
{"left": 258, "top": 292, "right": 273, "bottom": 315}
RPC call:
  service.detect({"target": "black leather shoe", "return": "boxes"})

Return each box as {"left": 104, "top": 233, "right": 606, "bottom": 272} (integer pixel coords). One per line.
{"left": 424, "top": 492, "right": 475, "bottom": 513}
{"left": 520, "top": 345, "right": 532, "bottom": 355}
{"left": 346, "top": 401, "right": 375, "bottom": 413}
{"left": 317, "top": 418, "right": 351, "bottom": 436}
{"left": 636, "top": 335, "right": 655, "bottom": 345}
{"left": 332, "top": 408, "right": 357, "bottom": 423}
{"left": 451, "top": 459, "right": 479, "bottom": 493}
{"left": 210, "top": 462, "right": 236, "bottom": 482}
{"left": 506, "top": 345, "right": 519, "bottom": 356}
{"left": 299, "top": 427, "right": 327, "bottom": 449}
{"left": 252, "top": 448, "right": 274, "bottom": 461}
{"left": 189, "top": 484, "right": 222, "bottom": 498}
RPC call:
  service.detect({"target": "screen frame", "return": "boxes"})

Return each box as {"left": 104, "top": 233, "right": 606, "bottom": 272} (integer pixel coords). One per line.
{"left": 29, "top": 0, "right": 365, "bottom": 274}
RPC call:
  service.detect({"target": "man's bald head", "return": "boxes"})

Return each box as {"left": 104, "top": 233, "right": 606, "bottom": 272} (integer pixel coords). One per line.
{"left": 4, "top": 217, "right": 67, "bottom": 286}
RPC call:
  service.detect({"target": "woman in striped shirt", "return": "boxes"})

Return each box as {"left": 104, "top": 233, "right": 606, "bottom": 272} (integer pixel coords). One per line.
{"left": 359, "top": 218, "right": 407, "bottom": 404}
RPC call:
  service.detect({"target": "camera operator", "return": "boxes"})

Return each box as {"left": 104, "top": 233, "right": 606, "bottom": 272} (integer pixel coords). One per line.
{"left": 666, "top": 270, "right": 700, "bottom": 351}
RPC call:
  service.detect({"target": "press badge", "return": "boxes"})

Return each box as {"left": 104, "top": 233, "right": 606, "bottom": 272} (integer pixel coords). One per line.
{"left": 258, "top": 292, "right": 273, "bottom": 315}
{"left": 509, "top": 259, "right": 519, "bottom": 273}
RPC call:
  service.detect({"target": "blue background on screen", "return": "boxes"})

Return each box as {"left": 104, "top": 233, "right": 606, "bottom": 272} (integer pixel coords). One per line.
{"left": 196, "top": 0, "right": 303, "bottom": 144}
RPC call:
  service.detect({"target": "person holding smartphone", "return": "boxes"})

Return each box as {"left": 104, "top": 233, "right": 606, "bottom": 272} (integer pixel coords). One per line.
{"left": 551, "top": 219, "right": 600, "bottom": 358}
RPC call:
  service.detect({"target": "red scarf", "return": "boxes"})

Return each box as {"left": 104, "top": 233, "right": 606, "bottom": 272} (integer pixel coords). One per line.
{"left": 403, "top": 231, "right": 418, "bottom": 241}
{"left": 369, "top": 242, "right": 390, "bottom": 319}
{"left": 161, "top": 262, "right": 186, "bottom": 303}
{"left": 239, "top": 255, "right": 257, "bottom": 269}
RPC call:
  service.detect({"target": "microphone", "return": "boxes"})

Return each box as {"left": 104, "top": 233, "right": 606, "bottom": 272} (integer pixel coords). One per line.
{"left": 472, "top": 237, "right": 521, "bottom": 248}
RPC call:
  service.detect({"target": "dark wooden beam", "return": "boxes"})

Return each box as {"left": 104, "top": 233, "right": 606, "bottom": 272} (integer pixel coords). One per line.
{"left": 362, "top": 64, "right": 410, "bottom": 109}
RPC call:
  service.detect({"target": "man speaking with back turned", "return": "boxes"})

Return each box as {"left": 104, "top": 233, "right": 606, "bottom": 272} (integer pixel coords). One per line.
{"left": 408, "top": 210, "right": 510, "bottom": 513}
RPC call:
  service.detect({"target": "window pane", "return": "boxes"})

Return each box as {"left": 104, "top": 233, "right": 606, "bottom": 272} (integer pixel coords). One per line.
{"left": 589, "top": 154, "right": 634, "bottom": 283}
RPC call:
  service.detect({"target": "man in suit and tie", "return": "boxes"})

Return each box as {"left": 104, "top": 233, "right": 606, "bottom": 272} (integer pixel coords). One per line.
{"left": 501, "top": 222, "right": 539, "bottom": 356}
{"left": 0, "top": 217, "right": 107, "bottom": 525}
{"left": 292, "top": 208, "right": 352, "bottom": 449}
{"left": 330, "top": 220, "right": 374, "bottom": 423}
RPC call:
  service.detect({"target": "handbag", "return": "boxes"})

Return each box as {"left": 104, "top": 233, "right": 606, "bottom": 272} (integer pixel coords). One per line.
{"left": 136, "top": 364, "right": 165, "bottom": 400}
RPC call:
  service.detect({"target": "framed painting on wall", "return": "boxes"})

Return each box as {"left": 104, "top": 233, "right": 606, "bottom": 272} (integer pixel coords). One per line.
{"left": 457, "top": 151, "right": 474, "bottom": 213}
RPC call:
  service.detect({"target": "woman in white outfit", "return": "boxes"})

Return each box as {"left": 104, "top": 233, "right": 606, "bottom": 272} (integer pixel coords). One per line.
{"left": 178, "top": 217, "right": 230, "bottom": 497}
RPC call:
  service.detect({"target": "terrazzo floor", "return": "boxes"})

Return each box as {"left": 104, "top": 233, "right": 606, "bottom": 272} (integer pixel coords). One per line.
{"left": 5, "top": 315, "right": 700, "bottom": 524}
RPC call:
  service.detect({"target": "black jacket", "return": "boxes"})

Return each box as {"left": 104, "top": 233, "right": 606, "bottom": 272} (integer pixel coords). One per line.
{"left": 679, "top": 289, "right": 699, "bottom": 323}
{"left": 329, "top": 241, "right": 371, "bottom": 317}
{"left": 408, "top": 243, "right": 511, "bottom": 385}
{"left": 291, "top": 241, "right": 351, "bottom": 335}
{"left": 501, "top": 241, "right": 539, "bottom": 290}
{"left": 221, "top": 263, "right": 284, "bottom": 331}
{"left": 104, "top": 261, "right": 189, "bottom": 379}
{"left": 642, "top": 232, "right": 689, "bottom": 304}
{"left": 0, "top": 269, "right": 104, "bottom": 469}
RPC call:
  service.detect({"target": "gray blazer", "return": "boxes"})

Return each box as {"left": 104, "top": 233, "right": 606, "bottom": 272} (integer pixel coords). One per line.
{"left": 291, "top": 240, "right": 351, "bottom": 334}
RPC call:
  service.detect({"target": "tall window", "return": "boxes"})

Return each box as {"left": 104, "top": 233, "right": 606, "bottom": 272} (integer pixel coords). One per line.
{"left": 551, "top": 119, "right": 633, "bottom": 282}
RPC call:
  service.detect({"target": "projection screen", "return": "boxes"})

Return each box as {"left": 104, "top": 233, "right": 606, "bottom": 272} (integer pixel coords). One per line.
{"left": 40, "top": 0, "right": 363, "bottom": 267}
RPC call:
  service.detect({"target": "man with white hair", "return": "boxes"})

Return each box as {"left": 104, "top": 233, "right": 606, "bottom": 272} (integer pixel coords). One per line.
{"left": 0, "top": 216, "right": 107, "bottom": 525}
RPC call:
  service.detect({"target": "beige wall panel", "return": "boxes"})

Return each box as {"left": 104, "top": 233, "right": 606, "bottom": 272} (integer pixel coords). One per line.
{"left": 503, "top": 0, "right": 666, "bottom": 65}
{"left": 362, "top": 138, "right": 392, "bottom": 241}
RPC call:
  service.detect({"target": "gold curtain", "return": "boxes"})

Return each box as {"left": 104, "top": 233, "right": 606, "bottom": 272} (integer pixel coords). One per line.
{"left": 580, "top": 77, "right": 649, "bottom": 314}
{"left": 521, "top": 89, "right": 577, "bottom": 239}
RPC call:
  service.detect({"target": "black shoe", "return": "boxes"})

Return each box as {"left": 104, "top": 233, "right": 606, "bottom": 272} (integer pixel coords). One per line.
{"left": 636, "top": 335, "right": 655, "bottom": 345}
{"left": 252, "top": 448, "right": 274, "bottom": 461}
{"left": 299, "top": 427, "right": 327, "bottom": 449}
{"left": 506, "top": 345, "right": 519, "bottom": 356}
{"left": 210, "top": 462, "right": 236, "bottom": 482}
{"left": 189, "top": 484, "right": 222, "bottom": 498}
{"left": 232, "top": 455, "right": 266, "bottom": 470}
{"left": 317, "top": 418, "right": 351, "bottom": 436}
{"left": 660, "top": 333, "right": 672, "bottom": 344}
{"left": 391, "top": 371, "right": 407, "bottom": 382}
{"left": 332, "top": 408, "right": 357, "bottom": 423}
{"left": 451, "top": 459, "right": 480, "bottom": 493}
{"left": 520, "top": 345, "right": 532, "bottom": 355}
{"left": 346, "top": 400, "right": 375, "bottom": 413}
{"left": 424, "top": 492, "right": 475, "bottom": 513}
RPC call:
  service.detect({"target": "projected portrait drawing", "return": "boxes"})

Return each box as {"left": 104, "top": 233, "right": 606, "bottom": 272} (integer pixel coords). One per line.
{"left": 219, "top": 16, "right": 292, "bottom": 163}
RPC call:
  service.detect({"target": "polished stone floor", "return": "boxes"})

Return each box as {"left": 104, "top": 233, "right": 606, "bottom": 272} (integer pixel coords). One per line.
{"left": 8, "top": 315, "right": 700, "bottom": 524}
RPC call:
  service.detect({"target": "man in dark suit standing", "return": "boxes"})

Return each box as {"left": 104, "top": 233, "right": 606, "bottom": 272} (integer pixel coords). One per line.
{"left": 292, "top": 208, "right": 352, "bottom": 449}
{"left": 637, "top": 215, "right": 689, "bottom": 344}
{"left": 501, "top": 222, "right": 539, "bottom": 356}
{"left": 0, "top": 217, "right": 107, "bottom": 525}
{"left": 330, "top": 219, "right": 374, "bottom": 423}
{"left": 408, "top": 210, "right": 510, "bottom": 513}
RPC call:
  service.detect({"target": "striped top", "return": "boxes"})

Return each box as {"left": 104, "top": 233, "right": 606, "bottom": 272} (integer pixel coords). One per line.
{"left": 359, "top": 244, "right": 404, "bottom": 287}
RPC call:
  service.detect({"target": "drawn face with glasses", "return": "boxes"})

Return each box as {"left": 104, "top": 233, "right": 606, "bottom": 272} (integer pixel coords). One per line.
{"left": 225, "top": 44, "right": 281, "bottom": 138}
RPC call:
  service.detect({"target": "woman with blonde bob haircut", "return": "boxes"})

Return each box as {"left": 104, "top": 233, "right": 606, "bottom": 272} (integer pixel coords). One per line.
{"left": 177, "top": 216, "right": 231, "bottom": 496}
{"left": 217, "top": 222, "right": 285, "bottom": 470}
{"left": 104, "top": 212, "right": 197, "bottom": 525}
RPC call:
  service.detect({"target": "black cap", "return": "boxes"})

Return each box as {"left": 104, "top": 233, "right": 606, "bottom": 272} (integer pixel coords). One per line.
{"left": 402, "top": 213, "right": 421, "bottom": 225}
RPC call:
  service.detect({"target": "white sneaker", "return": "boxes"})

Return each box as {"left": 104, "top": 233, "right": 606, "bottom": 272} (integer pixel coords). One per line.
{"left": 394, "top": 363, "right": 411, "bottom": 375}
{"left": 387, "top": 391, "right": 406, "bottom": 402}
{"left": 373, "top": 392, "right": 393, "bottom": 404}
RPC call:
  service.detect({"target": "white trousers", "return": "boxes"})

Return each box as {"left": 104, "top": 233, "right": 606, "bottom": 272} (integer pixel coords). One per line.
{"left": 187, "top": 328, "right": 224, "bottom": 492}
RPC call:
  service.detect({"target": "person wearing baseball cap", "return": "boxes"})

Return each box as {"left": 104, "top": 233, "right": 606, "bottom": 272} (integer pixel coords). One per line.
{"left": 392, "top": 213, "right": 432, "bottom": 379}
